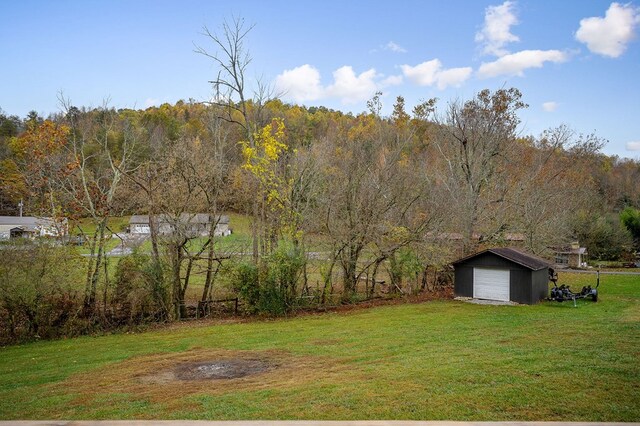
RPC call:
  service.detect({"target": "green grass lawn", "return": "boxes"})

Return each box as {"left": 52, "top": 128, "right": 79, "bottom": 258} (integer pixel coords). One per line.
{"left": 1, "top": 272, "right": 638, "bottom": 421}
{"left": 71, "top": 216, "right": 131, "bottom": 236}
{"left": 70, "top": 216, "right": 131, "bottom": 255}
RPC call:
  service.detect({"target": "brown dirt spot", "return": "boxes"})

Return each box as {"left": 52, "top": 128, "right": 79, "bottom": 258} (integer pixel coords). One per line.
{"left": 56, "top": 348, "right": 351, "bottom": 415}
{"left": 173, "top": 358, "right": 272, "bottom": 381}
{"left": 134, "top": 349, "right": 282, "bottom": 385}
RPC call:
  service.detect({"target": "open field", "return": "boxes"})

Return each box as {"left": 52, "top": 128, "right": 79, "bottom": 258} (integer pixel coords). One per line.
{"left": 0, "top": 272, "right": 638, "bottom": 421}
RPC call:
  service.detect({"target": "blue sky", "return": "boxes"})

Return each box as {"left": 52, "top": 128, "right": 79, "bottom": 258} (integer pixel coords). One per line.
{"left": 1, "top": 0, "right": 639, "bottom": 158}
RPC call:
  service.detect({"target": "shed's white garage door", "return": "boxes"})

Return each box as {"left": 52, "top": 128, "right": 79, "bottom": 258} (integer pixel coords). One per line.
{"left": 473, "top": 268, "right": 510, "bottom": 301}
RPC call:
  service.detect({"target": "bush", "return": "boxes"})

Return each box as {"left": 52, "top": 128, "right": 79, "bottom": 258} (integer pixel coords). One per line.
{"left": 573, "top": 212, "right": 633, "bottom": 260}
{"left": 388, "top": 248, "right": 424, "bottom": 294}
{"left": 231, "top": 261, "right": 260, "bottom": 313}
{"left": 620, "top": 206, "right": 640, "bottom": 251}
{"left": 112, "top": 252, "right": 170, "bottom": 323}
{"left": 0, "top": 241, "right": 85, "bottom": 344}
{"left": 232, "top": 241, "right": 305, "bottom": 315}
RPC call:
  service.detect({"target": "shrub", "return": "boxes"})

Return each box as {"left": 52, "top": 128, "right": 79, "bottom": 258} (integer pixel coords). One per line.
{"left": 573, "top": 212, "right": 633, "bottom": 260}
{"left": 265, "top": 241, "right": 306, "bottom": 312}
{"left": 112, "top": 252, "right": 170, "bottom": 323}
{"left": 0, "top": 241, "right": 84, "bottom": 343}
{"left": 620, "top": 206, "right": 640, "bottom": 251}
{"left": 231, "top": 261, "right": 260, "bottom": 314}
{"left": 231, "top": 241, "right": 305, "bottom": 315}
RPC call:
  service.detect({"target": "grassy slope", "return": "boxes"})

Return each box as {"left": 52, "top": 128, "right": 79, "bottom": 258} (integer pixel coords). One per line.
{"left": 0, "top": 272, "right": 638, "bottom": 421}
{"left": 69, "top": 213, "right": 251, "bottom": 256}
{"left": 70, "top": 216, "right": 131, "bottom": 254}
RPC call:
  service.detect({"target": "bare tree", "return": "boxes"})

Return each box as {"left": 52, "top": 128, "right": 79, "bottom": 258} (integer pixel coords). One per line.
{"left": 433, "top": 88, "right": 527, "bottom": 254}
{"left": 59, "top": 99, "right": 139, "bottom": 315}
{"left": 507, "top": 125, "right": 605, "bottom": 254}
{"left": 196, "top": 16, "right": 279, "bottom": 263}
{"left": 198, "top": 109, "right": 234, "bottom": 305}
{"left": 313, "top": 95, "right": 436, "bottom": 300}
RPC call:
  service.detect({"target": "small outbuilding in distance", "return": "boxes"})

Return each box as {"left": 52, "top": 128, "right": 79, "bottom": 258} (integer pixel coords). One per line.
{"left": 452, "top": 247, "right": 550, "bottom": 305}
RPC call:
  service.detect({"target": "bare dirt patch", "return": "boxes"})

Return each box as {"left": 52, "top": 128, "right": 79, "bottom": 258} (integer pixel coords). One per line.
{"left": 141, "top": 358, "right": 275, "bottom": 383}
{"left": 175, "top": 358, "right": 273, "bottom": 380}
{"left": 135, "top": 350, "right": 282, "bottom": 385}
{"left": 56, "top": 347, "right": 351, "bottom": 415}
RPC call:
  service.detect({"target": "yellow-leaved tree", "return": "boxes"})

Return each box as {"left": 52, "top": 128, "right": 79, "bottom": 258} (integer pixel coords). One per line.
{"left": 241, "top": 118, "right": 302, "bottom": 252}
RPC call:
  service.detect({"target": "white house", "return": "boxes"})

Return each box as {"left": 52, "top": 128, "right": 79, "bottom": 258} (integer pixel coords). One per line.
{"left": 554, "top": 242, "right": 588, "bottom": 268}
{"left": 128, "top": 214, "right": 231, "bottom": 237}
{"left": 0, "top": 216, "right": 68, "bottom": 240}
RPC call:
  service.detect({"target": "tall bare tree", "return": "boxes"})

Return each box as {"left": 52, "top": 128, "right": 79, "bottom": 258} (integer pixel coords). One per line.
{"left": 195, "top": 17, "right": 275, "bottom": 262}
{"left": 59, "top": 100, "right": 139, "bottom": 315}
{"left": 434, "top": 88, "right": 527, "bottom": 254}
{"left": 313, "top": 95, "right": 435, "bottom": 300}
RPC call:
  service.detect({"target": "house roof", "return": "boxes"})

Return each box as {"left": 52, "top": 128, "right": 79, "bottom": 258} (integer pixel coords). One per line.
{"left": 0, "top": 216, "right": 52, "bottom": 225}
{"left": 0, "top": 216, "right": 58, "bottom": 231}
{"left": 129, "top": 215, "right": 149, "bottom": 224}
{"left": 555, "top": 246, "right": 587, "bottom": 255}
{"left": 452, "top": 247, "right": 550, "bottom": 271}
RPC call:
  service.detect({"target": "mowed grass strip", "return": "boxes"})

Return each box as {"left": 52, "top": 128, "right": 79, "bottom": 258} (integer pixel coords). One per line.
{"left": 0, "top": 272, "right": 638, "bottom": 420}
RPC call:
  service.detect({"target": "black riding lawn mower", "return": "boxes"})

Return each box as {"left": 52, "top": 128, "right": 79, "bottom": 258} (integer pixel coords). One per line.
{"left": 547, "top": 268, "right": 599, "bottom": 306}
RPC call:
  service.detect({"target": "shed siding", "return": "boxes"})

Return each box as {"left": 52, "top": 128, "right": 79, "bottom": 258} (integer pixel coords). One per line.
{"left": 454, "top": 267, "right": 474, "bottom": 297}
{"left": 531, "top": 269, "right": 549, "bottom": 304}
{"left": 509, "top": 268, "right": 531, "bottom": 304}
{"left": 453, "top": 250, "right": 550, "bottom": 305}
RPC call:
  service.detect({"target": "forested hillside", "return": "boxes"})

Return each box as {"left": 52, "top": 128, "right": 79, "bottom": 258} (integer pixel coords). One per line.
{"left": 2, "top": 92, "right": 638, "bottom": 255}
{"left": 1, "top": 21, "right": 639, "bottom": 343}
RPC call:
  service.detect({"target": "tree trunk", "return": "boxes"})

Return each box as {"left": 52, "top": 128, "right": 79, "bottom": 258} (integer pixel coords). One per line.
{"left": 321, "top": 258, "right": 336, "bottom": 305}
{"left": 369, "top": 258, "right": 384, "bottom": 298}
{"left": 149, "top": 213, "right": 162, "bottom": 268}
{"left": 83, "top": 226, "right": 99, "bottom": 312}
{"left": 201, "top": 221, "right": 217, "bottom": 302}
{"left": 341, "top": 247, "right": 359, "bottom": 301}
{"left": 388, "top": 252, "right": 402, "bottom": 293}
{"left": 171, "top": 242, "right": 185, "bottom": 319}
{"left": 421, "top": 266, "right": 429, "bottom": 292}
{"left": 84, "top": 218, "right": 107, "bottom": 316}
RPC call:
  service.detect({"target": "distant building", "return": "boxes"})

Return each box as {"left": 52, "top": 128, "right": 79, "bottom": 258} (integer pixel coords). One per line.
{"left": 0, "top": 216, "right": 68, "bottom": 240}
{"left": 453, "top": 247, "right": 550, "bottom": 305}
{"left": 128, "top": 214, "right": 231, "bottom": 237}
{"left": 553, "top": 242, "right": 587, "bottom": 268}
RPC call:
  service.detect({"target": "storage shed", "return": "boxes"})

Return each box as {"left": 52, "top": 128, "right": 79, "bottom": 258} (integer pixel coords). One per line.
{"left": 452, "top": 247, "right": 550, "bottom": 305}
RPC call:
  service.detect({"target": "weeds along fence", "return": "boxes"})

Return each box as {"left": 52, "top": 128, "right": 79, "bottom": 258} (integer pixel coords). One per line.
{"left": 0, "top": 239, "right": 453, "bottom": 344}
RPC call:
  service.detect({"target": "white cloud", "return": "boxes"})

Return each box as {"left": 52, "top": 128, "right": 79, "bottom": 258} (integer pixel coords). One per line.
{"left": 477, "top": 49, "right": 567, "bottom": 78}
{"left": 380, "top": 74, "right": 404, "bottom": 87}
{"left": 627, "top": 141, "right": 640, "bottom": 151}
{"left": 401, "top": 60, "right": 472, "bottom": 89}
{"left": 475, "top": 1, "right": 520, "bottom": 56}
{"left": 276, "top": 65, "right": 385, "bottom": 105}
{"left": 434, "top": 67, "right": 474, "bottom": 89}
{"left": 401, "top": 60, "right": 441, "bottom": 86}
{"left": 575, "top": 3, "right": 640, "bottom": 58}
{"left": 274, "top": 64, "right": 323, "bottom": 102}
{"left": 144, "top": 98, "right": 160, "bottom": 108}
{"left": 274, "top": 64, "right": 415, "bottom": 105}
{"left": 326, "top": 66, "right": 379, "bottom": 104}
{"left": 382, "top": 41, "right": 407, "bottom": 53}
{"left": 542, "top": 101, "right": 558, "bottom": 112}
